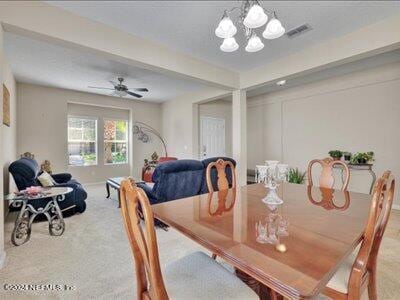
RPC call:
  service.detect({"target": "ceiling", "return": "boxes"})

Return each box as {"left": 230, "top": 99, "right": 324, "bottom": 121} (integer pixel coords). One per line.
{"left": 48, "top": 1, "right": 400, "bottom": 72}
{"left": 4, "top": 32, "right": 206, "bottom": 103}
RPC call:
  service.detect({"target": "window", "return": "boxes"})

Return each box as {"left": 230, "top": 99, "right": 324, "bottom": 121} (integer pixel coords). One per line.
{"left": 104, "top": 119, "right": 128, "bottom": 164}
{"left": 68, "top": 117, "right": 97, "bottom": 166}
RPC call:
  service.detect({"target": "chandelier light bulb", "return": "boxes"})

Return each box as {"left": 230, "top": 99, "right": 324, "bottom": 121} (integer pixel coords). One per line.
{"left": 220, "top": 37, "right": 239, "bottom": 52}
{"left": 245, "top": 34, "right": 264, "bottom": 52}
{"left": 243, "top": 4, "right": 268, "bottom": 29}
{"left": 263, "top": 18, "right": 285, "bottom": 39}
{"left": 215, "top": 16, "right": 237, "bottom": 39}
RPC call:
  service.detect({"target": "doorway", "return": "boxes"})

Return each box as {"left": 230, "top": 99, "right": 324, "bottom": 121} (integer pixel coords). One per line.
{"left": 200, "top": 116, "right": 226, "bottom": 159}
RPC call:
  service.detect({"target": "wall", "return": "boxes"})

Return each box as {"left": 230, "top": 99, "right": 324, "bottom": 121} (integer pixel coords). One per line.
{"left": 199, "top": 100, "right": 232, "bottom": 157}
{"left": 17, "top": 83, "right": 162, "bottom": 183}
{"left": 247, "top": 62, "right": 400, "bottom": 206}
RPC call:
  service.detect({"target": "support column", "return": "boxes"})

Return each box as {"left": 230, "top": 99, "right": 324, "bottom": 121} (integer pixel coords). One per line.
{"left": 232, "top": 90, "right": 247, "bottom": 186}
{"left": 0, "top": 24, "right": 6, "bottom": 269}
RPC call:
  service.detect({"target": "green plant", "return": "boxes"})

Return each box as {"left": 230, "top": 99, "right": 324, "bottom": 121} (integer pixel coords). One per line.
{"left": 350, "top": 151, "right": 375, "bottom": 164}
{"left": 328, "top": 150, "right": 343, "bottom": 159}
{"left": 287, "top": 168, "right": 306, "bottom": 184}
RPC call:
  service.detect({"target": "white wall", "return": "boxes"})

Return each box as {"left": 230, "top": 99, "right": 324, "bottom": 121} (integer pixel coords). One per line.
{"left": 199, "top": 100, "right": 232, "bottom": 157}
{"left": 247, "top": 62, "right": 400, "bottom": 206}
{"left": 17, "top": 83, "right": 162, "bottom": 183}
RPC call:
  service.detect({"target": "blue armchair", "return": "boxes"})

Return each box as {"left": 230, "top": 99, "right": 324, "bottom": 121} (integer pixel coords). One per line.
{"left": 9, "top": 158, "right": 87, "bottom": 215}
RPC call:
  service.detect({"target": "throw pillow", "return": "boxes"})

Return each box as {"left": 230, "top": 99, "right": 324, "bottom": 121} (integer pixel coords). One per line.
{"left": 37, "top": 171, "right": 55, "bottom": 187}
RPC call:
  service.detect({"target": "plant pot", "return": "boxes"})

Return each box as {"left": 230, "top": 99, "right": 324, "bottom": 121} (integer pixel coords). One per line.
{"left": 357, "top": 158, "right": 367, "bottom": 164}
{"left": 330, "top": 156, "right": 342, "bottom": 161}
{"left": 344, "top": 154, "right": 351, "bottom": 161}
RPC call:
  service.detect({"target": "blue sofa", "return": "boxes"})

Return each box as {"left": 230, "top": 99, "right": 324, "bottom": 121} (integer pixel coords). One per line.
{"left": 138, "top": 157, "right": 236, "bottom": 206}
{"left": 9, "top": 157, "right": 87, "bottom": 215}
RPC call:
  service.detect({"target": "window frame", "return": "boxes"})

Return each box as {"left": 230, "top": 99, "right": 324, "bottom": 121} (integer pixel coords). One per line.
{"left": 67, "top": 115, "right": 98, "bottom": 167}
{"left": 103, "top": 118, "right": 129, "bottom": 165}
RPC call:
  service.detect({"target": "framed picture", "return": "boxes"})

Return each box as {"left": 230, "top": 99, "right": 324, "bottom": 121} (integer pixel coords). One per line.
{"left": 3, "top": 83, "right": 10, "bottom": 127}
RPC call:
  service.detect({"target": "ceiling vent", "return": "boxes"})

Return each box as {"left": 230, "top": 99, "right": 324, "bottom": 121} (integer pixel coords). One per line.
{"left": 286, "top": 24, "right": 312, "bottom": 38}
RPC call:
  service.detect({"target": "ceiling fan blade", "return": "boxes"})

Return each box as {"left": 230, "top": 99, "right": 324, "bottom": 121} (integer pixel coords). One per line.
{"left": 88, "top": 86, "right": 115, "bottom": 90}
{"left": 127, "top": 91, "right": 143, "bottom": 98}
{"left": 131, "top": 88, "right": 149, "bottom": 92}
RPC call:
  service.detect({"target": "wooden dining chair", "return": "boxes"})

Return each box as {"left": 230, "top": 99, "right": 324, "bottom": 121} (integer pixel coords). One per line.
{"left": 119, "top": 178, "right": 258, "bottom": 300}
{"left": 206, "top": 158, "right": 236, "bottom": 192}
{"left": 307, "top": 157, "right": 350, "bottom": 190}
{"left": 323, "top": 171, "right": 395, "bottom": 300}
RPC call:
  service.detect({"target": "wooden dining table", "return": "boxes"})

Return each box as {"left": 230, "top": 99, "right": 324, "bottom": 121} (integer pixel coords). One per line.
{"left": 152, "top": 183, "right": 372, "bottom": 299}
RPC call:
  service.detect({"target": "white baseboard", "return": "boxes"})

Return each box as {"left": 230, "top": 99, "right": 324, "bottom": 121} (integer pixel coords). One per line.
{"left": 392, "top": 204, "right": 400, "bottom": 211}
{"left": 0, "top": 251, "right": 6, "bottom": 269}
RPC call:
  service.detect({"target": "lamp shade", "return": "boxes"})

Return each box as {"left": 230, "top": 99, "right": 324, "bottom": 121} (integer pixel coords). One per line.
{"left": 220, "top": 37, "right": 239, "bottom": 52}
{"left": 263, "top": 18, "right": 285, "bottom": 39}
{"left": 243, "top": 4, "right": 268, "bottom": 29}
{"left": 245, "top": 34, "right": 264, "bottom": 52}
{"left": 215, "top": 16, "right": 237, "bottom": 38}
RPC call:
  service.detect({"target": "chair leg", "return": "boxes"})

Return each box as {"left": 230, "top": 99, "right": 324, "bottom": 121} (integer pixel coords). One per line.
{"left": 211, "top": 253, "right": 217, "bottom": 260}
{"left": 368, "top": 269, "right": 378, "bottom": 300}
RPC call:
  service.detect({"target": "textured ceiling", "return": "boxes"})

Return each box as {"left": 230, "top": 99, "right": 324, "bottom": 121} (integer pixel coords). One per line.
{"left": 4, "top": 32, "right": 206, "bottom": 103}
{"left": 48, "top": 1, "right": 400, "bottom": 71}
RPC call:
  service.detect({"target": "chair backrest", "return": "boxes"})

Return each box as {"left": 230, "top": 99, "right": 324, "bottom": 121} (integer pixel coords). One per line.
{"left": 201, "top": 157, "right": 236, "bottom": 193}
{"left": 152, "top": 159, "right": 204, "bottom": 202}
{"left": 120, "top": 178, "right": 168, "bottom": 300}
{"left": 206, "top": 158, "right": 236, "bottom": 193}
{"left": 9, "top": 157, "right": 41, "bottom": 190}
{"left": 307, "top": 157, "right": 350, "bottom": 190}
{"left": 348, "top": 171, "right": 395, "bottom": 297}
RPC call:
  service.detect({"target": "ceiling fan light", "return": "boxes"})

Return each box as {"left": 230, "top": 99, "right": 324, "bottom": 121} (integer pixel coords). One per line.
{"left": 215, "top": 16, "right": 237, "bottom": 38}
{"left": 245, "top": 34, "right": 264, "bottom": 52}
{"left": 243, "top": 4, "right": 268, "bottom": 29}
{"left": 263, "top": 18, "right": 285, "bottom": 39}
{"left": 220, "top": 37, "right": 239, "bottom": 52}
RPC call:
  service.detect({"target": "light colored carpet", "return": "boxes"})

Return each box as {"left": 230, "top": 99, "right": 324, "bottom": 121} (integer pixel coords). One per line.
{"left": 1, "top": 184, "right": 399, "bottom": 299}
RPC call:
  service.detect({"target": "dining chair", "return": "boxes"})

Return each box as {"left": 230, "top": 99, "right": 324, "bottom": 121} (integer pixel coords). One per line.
{"left": 119, "top": 178, "right": 258, "bottom": 300}
{"left": 323, "top": 171, "right": 395, "bottom": 300}
{"left": 206, "top": 158, "right": 236, "bottom": 192}
{"left": 307, "top": 157, "right": 350, "bottom": 190}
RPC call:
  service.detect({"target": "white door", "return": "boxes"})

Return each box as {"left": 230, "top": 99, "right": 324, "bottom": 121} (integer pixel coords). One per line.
{"left": 200, "top": 117, "right": 225, "bottom": 159}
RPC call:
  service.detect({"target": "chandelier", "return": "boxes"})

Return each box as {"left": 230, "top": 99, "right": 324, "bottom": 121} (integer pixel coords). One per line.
{"left": 215, "top": 0, "right": 285, "bottom": 53}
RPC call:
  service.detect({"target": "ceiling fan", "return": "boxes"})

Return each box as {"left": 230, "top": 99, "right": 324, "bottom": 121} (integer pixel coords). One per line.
{"left": 88, "top": 77, "right": 148, "bottom": 98}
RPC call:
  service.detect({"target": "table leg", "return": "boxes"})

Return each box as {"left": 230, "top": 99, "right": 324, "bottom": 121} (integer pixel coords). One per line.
{"left": 47, "top": 195, "right": 66, "bottom": 236}
{"left": 11, "top": 201, "right": 31, "bottom": 246}
{"left": 369, "top": 169, "right": 377, "bottom": 194}
{"left": 117, "top": 188, "right": 121, "bottom": 208}
{"left": 235, "top": 268, "right": 274, "bottom": 300}
{"left": 106, "top": 182, "right": 111, "bottom": 198}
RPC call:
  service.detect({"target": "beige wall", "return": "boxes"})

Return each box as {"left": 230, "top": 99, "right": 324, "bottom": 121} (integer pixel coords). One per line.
{"left": 17, "top": 83, "right": 162, "bottom": 183}
{"left": 2, "top": 60, "right": 17, "bottom": 196}
{"left": 247, "top": 62, "right": 400, "bottom": 206}
{"left": 199, "top": 100, "right": 232, "bottom": 157}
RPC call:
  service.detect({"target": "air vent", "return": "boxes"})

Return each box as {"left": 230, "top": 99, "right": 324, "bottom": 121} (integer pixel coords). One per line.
{"left": 286, "top": 24, "right": 312, "bottom": 38}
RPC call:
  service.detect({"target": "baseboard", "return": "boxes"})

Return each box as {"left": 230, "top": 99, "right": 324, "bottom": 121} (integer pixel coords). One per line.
{"left": 0, "top": 251, "right": 6, "bottom": 269}
{"left": 392, "top": 204, "right": 400, "bottom": 211}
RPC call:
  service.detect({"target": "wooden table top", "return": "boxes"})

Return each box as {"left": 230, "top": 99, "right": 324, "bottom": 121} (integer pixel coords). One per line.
{"left": 152, "top": 183, "right": 372, "bottom": 299}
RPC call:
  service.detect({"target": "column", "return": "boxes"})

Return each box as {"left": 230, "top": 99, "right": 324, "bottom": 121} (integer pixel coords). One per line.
{"left": 232, "top": 90, "right": 247, "bottom": 186}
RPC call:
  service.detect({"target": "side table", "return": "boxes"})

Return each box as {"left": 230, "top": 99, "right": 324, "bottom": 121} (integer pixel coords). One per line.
{"left": 106, "top": 177, "right": 144, "bottom": 207}
{"left": 5, "top": 187, "right": 73, "bottom": 246}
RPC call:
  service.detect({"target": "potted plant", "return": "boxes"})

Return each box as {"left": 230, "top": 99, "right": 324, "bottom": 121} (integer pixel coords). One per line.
{"left": 287, "top": 168, "right": 306, "bottom": 184}
{"left": 343, "top": 151, "right": 352, "bottom": 162}
{"left": 328, "top": 150, "right": 343, "bottom": 161}
{"left": 350, "top": 151, "right": 374, "bottom": 165}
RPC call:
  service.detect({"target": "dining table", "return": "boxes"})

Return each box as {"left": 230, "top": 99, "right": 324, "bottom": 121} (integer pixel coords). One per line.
{"left": 152, "top": 182, "right": 372, "bottom": 299}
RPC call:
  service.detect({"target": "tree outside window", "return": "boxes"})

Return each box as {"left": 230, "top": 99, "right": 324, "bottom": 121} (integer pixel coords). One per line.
{"left": 104, "top": 119, "right": 128, "bottom": 164}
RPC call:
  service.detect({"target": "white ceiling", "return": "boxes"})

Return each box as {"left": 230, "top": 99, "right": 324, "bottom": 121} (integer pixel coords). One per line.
{"left": 4, "top": 32, "right": 206, "bottom": 103}
{"left": 48, "top": 1, "right": 400, "bottom": 72}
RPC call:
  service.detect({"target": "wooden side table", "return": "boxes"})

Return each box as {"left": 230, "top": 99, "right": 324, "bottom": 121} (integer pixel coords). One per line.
{"left": 334, "top": 163, "right": 376, "bottom": 194}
